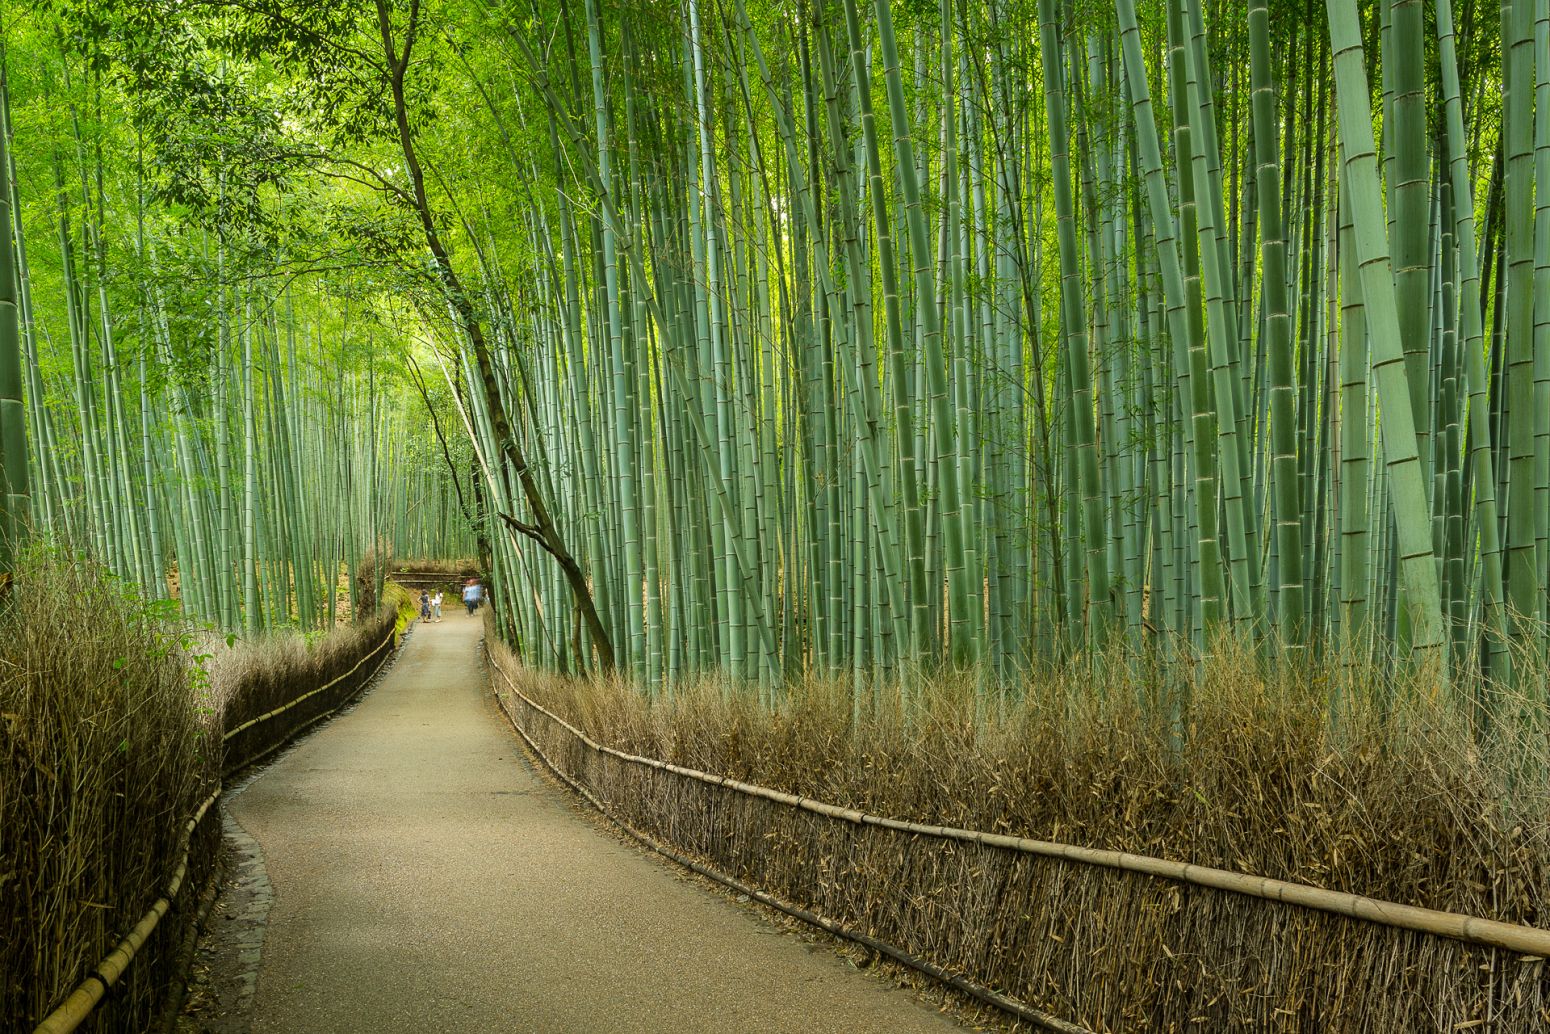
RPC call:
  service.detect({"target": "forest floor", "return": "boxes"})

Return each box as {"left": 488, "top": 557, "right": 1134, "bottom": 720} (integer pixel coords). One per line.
{"left": 176, "top": 607, "right": 966, "bottom": 1033}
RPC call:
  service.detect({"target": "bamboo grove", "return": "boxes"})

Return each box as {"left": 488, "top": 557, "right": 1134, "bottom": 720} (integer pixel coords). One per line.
{"left": 1, "top": 0, "right": 1546, "bottom": 697}
{"left": 449, "top": 0, "right": 1549, "bottom": 695}
{"left": 0, "top": 22, "right": 475, "bottom": 632}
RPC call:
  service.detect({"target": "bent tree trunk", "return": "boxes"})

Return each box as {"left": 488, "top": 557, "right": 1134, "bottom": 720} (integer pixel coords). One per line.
{"left": 373, "top": 0, "right": 615, "bottom": 673}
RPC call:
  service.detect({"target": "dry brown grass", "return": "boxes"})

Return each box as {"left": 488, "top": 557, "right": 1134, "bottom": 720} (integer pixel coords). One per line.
{"left": 215, "top": 609, "right": 397, "bottom": 736}
{"left": 0, "top": 548, "right": 217, "bottom": 1032}
{"left": 1, "top": 549, "right": 413, "bottom": 1032}
{"left": 489, "top": 631, "right": 1550, "bottom": 1031}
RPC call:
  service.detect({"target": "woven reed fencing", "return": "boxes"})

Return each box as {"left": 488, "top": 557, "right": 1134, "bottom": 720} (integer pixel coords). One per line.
{"left": 221, "top": 614, "right": 400, "bottom": 777}
{"left": 24, "top": 612, "right": 401, "bottom": 1034}
{"left": 488, "top": 652, "right": 1550, "bottom": 1033}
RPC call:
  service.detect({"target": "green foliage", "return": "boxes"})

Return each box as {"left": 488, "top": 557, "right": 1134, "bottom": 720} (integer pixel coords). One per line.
{"left": 1, "top": 0, "right": 1543, "bottom": 691}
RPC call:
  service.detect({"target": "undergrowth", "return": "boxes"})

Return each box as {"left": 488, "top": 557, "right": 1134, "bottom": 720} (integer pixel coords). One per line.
{"left": 489, "top": 626, "right": 1550, "bottom": 1030}
{"left": 0, "top": 547, "right": 216, "bottom": 1031}
{"left": 1, "top": 548, "right": 411, "bottom": 1031}
{"left": 500, "top": 638, "right": 1550, "bottom": 909}
{"left": 213, "top": 586, "right": 408, "bottom": 750}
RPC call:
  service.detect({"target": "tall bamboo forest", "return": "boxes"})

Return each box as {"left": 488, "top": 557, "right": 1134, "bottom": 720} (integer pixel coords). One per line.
{"left": 0, "top": 0, "right": 1545, "bottom": 701}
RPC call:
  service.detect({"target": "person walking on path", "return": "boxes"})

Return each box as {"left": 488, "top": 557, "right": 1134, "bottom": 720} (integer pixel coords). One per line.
{"left": 431, "top": 591, "right": 443, "bottom": 622}
{"left": 419, "top": 590, "right": 432, "bottom": 622}
{"left": 462, "top": 579, "right": 482, "bottom": 616}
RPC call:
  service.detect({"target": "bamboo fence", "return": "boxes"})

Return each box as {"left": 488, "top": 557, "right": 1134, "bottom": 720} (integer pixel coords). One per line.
{"left": 29, "top": 622, "right": 401, "bottom": 1034}
{"left": 488, "top": 651, "right": 1550, "bottom": 1031}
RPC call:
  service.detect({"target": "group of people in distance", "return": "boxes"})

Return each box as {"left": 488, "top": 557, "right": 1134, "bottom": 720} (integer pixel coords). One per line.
{"left": 418, "top": 577, "right": 484, "bottom": 624}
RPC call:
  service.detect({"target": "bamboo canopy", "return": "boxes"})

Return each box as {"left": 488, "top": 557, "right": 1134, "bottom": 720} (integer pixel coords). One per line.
{"left": 2, "top": 0, "right": 1547, "bottom": 684}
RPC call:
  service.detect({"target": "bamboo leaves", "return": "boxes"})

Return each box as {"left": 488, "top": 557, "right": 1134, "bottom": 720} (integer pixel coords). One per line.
{"left": 6, "top": 0, "right": 1547, "bottom": 708}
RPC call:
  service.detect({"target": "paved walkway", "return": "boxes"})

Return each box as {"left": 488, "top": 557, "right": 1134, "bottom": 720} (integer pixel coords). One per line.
{"left": 231, "top": 608, "right": 962, "bottom": 1033}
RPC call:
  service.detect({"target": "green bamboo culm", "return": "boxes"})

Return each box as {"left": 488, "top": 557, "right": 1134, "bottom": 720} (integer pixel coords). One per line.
{"left": 0, "top": 55, "right": 27, "bottom": 571}
{"left": 1248, "top": 0, "right": 1305, "bottom": 652}
{"left": 1502, "top": 0, "right": 1546, "bottom": 672}
{"left": 1324, "top": 0, "right": 1446, "bottom": 678}
{"left": 1039, "top": 0, "right": 1111, "bottom": 651}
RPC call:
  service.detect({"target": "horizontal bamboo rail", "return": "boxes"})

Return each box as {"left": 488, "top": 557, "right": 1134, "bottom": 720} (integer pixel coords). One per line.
{"left": 32, "top": 789, "right": 221, "bottom": 1034}
{"left": 32, "top": 624, "right": 400, "bottom": 1034}
{"left": 223, "top": 626, "right": 397, "bottom": 742}
{"left": 221, "top": 627, "right": 397, "bottom": 776}
{"left": 486, "top": 654, "right": 1550, "bottom": 960}
{"left": 488, "top": 653, "right": 1093, "bottom": 1034}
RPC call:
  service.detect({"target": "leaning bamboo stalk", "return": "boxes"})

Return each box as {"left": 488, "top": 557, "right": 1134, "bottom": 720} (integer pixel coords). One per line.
{"left": 1437, "top": 0, "right": 1509, "bottom": 675}
{"left": 1116, "top": 0, "right": 1222, "bottom": 643}
{"left": 1324, "top": 0, "right": 1446, "bottom": 671}
{"left": 1178, "top": 0, "right": 1256, "bottom": 634}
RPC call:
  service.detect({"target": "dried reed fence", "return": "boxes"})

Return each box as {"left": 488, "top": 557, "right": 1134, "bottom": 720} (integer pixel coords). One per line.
{"left": 218, "top": 608, "right": 402, "bottom": 776}
{"left": 2, "top": 554, "right": 216, "bottom": 1034}
{"left": 1, "top": 550, "right": 410, "bottom": 1033}
{"left": 485, "top": 638, "right": 1550, "bottom": 1033}
{"left": 387, "top": 561, "right": 481, "bottom": 595}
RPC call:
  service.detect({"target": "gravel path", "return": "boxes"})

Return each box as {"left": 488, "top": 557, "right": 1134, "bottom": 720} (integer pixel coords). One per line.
{"left": 231, "top": 608, "right": 963, "bottom": 1033}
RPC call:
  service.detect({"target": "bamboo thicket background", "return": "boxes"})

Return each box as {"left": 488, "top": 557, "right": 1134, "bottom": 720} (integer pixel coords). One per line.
{"left": 0, "top": 24, "right": 476, "bottom": 633}
{"left": 457, "top": 0, "right": 1548, "bottom": 702}
{"left": 2, "top": 0, "right": 1546, "bottom": 689}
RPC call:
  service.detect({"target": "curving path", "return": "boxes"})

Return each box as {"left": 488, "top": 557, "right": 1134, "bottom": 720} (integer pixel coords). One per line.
{"left": 228, "top": 607, "right": 963, "bottom": 1033}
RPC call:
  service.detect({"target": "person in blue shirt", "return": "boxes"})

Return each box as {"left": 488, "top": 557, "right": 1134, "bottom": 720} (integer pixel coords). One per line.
{"left": 462, "top": 579, "right": 483, "bottom": 616}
